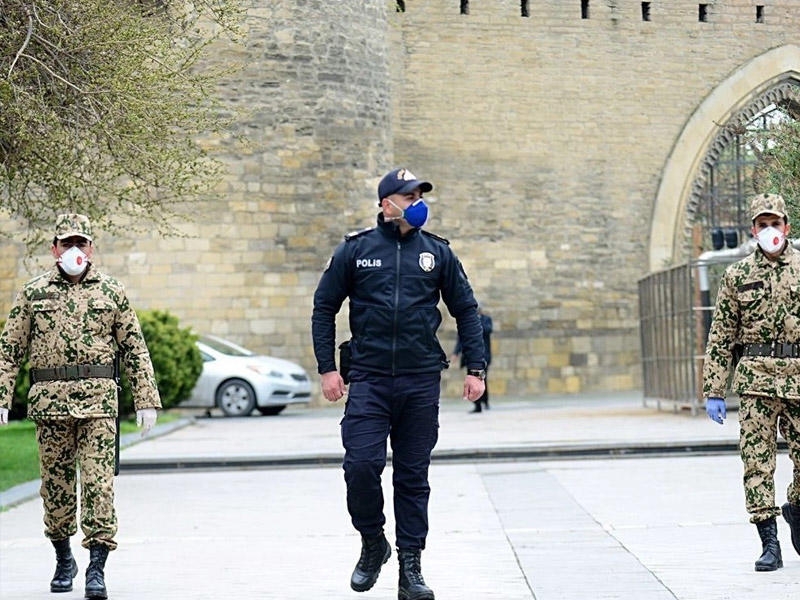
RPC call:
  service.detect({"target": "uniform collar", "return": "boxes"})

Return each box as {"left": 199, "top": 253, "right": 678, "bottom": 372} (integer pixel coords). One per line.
{"left": 755, "top": 242, "right": 795, "bottom": 266}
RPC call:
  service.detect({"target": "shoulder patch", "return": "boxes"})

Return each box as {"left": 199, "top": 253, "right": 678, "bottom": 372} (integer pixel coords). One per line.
{"left": 345, "top": 227, "right": 374, "bottom": 241}
{"left": 420, "top": 230, "right": 450, "bottom": 245}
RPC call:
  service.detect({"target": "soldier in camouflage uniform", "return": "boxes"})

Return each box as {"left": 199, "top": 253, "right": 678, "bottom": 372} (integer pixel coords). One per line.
{"left": 0, "top": 214, "right": 161, "bottom": 599}
{"left": 703, "top": 193, "right": 800, "bottom": 573}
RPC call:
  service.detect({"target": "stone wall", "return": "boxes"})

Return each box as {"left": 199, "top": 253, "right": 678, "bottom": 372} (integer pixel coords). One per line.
{"left": 2, "top": 0, "right": 800, "bottom": 404}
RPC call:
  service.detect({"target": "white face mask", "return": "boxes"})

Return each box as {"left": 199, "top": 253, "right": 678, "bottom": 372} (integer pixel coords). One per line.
{"left": 756, "top": 226, "right": 786, "bottom": 254}
{"left": 58, "top": 245, "right": 89, "bottom": 276}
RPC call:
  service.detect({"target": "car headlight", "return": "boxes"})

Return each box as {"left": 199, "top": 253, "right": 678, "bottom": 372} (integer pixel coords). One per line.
{"left": 247, "top": 365, "right": 285, "bottom": 378}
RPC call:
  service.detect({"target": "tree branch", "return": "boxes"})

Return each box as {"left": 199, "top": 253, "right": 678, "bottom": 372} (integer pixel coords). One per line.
{"left": 8, "top": 6, "right": 34, "bottom": 79}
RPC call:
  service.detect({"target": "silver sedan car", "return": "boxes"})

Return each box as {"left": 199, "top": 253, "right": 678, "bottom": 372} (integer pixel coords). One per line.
{"left": 180, "top": 335, "right": 312, "bottom": 416}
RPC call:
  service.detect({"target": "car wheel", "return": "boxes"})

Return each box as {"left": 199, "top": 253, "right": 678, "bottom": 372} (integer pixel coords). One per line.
{"left": 216, "top": 379, "right": 256, "bottom": 417}
{"left": 257, "top": 405, "right": 286, "bottom": 416}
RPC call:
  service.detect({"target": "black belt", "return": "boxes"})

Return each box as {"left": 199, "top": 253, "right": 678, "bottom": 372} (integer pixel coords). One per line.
{"left": 30, "top": 365, "right": 115, "bottom": 383}
{"left": 743, "top": 343, "right": 800, "bottom": 359}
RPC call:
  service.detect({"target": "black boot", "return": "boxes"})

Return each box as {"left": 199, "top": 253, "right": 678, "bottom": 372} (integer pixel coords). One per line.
{"left": 350, "top": 532, "right": 391, "bottom": 592}
{"left": 398, "top": 549, "right": 434, "bottom": 600}
{"left": 50, "top": 538, "right": 78, "bottom": 593}
{"left": 782, "top": 502, "right": 800, "bottom": 556}
{"left": 755, "top": 518, "right": 783, "bottom": 571}
{"left": 84, "top": 544, "right": 110, "bottom": 599}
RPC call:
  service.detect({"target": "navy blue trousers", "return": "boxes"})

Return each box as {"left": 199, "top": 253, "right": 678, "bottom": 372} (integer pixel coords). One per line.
{"left": 341, "top": 369, "right": 440, "bottom": 551}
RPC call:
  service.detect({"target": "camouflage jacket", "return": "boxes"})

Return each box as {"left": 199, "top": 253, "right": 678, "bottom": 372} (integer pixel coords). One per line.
{"left": 703, "top": 244, "right": 800, "bottom": 400}
{"left": 0, "top": 265, "right": 161, "bottom": 419}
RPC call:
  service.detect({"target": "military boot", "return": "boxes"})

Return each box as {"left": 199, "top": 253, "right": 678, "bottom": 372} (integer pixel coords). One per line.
{"left": 50, "top": 538, "right": 78, "bottom": 593}
{"left": 350, "top": 532, "right": 391, "bottom": 592}
{"left": 755, "top": 517, "right": 783, "bottom": 571}
{"left": 84, "top": 544, "right": 110, "bottom": 599}
{"left": 781, "top": 502, "right": 800, "bottom": 556}
{"left": 397, "top": 549, "right": 434, "bottom": 600}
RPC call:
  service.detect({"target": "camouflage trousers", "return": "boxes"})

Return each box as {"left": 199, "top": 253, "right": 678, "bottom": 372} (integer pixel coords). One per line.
{"left": 739, "top": 394, "right": 800, "bottom": 524}
{"left": 35, "top": 417, "right": 118, "bottom": 550}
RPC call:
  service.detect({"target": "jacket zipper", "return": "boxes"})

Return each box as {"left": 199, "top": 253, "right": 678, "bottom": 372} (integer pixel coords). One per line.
{"left": 391, "top": 240, "right": 401, "bottom": 375}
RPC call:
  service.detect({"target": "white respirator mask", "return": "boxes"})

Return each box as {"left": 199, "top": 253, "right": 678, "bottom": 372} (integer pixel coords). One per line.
{"left": 756, "top": 226, "right": 786, "bottom": 255}
{"left": 58, "top": 246, "right": 90, "bottom": 276}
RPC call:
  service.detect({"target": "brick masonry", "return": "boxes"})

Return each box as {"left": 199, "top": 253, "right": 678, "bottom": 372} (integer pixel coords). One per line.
{"left": 2, "top": 0, "right": 800, "bottom": 403}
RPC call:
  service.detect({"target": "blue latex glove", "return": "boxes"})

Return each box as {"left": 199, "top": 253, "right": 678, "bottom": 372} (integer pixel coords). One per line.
{"left": 706, "top": 397, "right": 726, "bottom": 424}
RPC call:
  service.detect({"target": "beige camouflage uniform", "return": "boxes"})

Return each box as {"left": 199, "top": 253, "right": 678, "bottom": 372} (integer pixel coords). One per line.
{"left": 0, "top": 215, "right": 160, "bottom": 551}
{"left": 703, "top": 195, "right": 800, "bottom": 524}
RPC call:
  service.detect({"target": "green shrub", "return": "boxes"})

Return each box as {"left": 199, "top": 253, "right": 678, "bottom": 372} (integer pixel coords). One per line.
{"left": 118, "top": 310, "right": 203, "bottom": 416}
{"left": 0, "top": 310, "right": 202, "bottom": 419}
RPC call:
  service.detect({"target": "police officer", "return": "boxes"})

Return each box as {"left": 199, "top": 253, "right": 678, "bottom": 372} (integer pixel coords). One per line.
{"left": 312, "top": 168, "right": 486, "bottom": 599}
{"left": 0, "top": 214, "right": 161, "bottom": 599}
{"left": 704, "top": 193, "right": 800, "bottom": 572}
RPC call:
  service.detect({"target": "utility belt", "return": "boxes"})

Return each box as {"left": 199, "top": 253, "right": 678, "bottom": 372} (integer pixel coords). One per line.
{"left": 30, "top": 364, "right": 115, "bottom": 384}
{"left": 742, "top": 343, "right": 800, "bottom": 359}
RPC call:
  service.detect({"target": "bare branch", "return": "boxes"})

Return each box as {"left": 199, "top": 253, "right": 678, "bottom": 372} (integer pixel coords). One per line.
{"left": 8, "top": 6, "right": 34, "bottom": 78}
{"left": 17, "top": 53, "right": 87, "bottom": 94}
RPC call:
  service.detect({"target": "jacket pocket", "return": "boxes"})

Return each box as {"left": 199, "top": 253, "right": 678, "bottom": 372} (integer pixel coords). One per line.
{"left": 86, "top": 299, "right": 116, "bottom": 336}
{"left": 30, "top": 300, "right": 58, "bottom": 334}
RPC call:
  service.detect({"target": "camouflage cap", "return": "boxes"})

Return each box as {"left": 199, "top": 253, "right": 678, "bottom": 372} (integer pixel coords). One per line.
{"left": 54, "top": 213, "right": 93, "bottom": 241}
{"left": 750, "top": 193, "right": 787, "bottom": 222}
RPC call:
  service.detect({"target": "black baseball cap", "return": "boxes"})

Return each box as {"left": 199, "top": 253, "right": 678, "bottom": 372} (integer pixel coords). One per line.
{"left": 377, "top": 168, "right": 433, "bottom": 203}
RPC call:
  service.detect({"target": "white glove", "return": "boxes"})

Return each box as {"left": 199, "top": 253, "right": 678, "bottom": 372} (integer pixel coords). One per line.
{"left": 0, "top": 407, "right": 8, "bottom": 425}
{"left": 136, "top": 408, "right": 158, "bottom": 436}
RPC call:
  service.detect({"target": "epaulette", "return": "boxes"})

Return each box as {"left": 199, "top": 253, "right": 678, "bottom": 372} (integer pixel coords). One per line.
{"left": 420, "top": 230, "right": 450, "bottom": 245}
{"left": 345, "top": 227, "right": 374, "bottom": 241}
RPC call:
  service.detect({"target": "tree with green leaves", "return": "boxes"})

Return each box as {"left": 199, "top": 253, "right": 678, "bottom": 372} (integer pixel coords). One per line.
{"left": 0, "top": 0, "right": 243, "bottom": 253}
{"left": 750, "top": 116, "right": 800, "bottom": 225}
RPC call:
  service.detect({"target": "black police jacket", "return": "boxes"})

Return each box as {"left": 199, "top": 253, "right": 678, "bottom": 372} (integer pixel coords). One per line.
{"left": 312, "top": 214, "right": 486, "bottom": 376}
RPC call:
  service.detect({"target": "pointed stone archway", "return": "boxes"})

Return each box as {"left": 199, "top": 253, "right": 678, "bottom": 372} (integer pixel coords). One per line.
{"left": 649, "top": 44, "right": 800, "bottom": 271}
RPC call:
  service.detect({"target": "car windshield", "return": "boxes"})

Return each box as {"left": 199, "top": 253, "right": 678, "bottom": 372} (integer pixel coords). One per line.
{"left": 199, "top": 335, "right": 254, "bottom": 357}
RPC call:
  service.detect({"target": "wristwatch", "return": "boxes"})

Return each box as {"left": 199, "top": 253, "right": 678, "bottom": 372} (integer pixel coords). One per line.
{"left": 467, "top": 368, "right": 486, "bottom": 380}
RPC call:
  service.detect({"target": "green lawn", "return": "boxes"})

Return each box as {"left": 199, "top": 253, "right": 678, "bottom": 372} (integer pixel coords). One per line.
{"left": 0, "top": 413, "right": 179, "bottom": 493}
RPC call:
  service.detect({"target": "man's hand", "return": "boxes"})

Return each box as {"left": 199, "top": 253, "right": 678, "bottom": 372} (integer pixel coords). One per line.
{"left": 136, "top": 408, "right": 158, "bottom": 437}
{"left": 321, "top": 371, "right": 346, "bottom": 402}
{"left": 0, "top": 407, "right": 8, "bottom": 425}
{"left": 706, "top": 397, "right": 727, "bottom": 425}
{"left": 463, "top": 375, "right": 485, "bottom": 403}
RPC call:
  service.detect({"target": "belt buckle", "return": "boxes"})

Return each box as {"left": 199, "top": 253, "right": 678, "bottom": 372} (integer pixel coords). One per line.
{"left": 771, "top": 341, "right": 777, "bottom": 358}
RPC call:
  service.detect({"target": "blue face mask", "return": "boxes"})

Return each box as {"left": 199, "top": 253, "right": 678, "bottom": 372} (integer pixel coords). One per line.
{"left": 389, "top": 198, "right": 429, "bottom": 228}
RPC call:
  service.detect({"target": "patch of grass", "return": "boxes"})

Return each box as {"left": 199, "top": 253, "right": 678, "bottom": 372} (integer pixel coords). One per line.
{"left": 0, "top": 412, "right": 181, "bottom": 493}
{"left": 0, "top": 420, "right": 40, "bottom": 492}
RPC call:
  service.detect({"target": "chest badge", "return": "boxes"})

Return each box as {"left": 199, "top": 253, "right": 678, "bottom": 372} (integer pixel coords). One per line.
{"left": 419, "top": 252, "right": 435, "bottom": 272}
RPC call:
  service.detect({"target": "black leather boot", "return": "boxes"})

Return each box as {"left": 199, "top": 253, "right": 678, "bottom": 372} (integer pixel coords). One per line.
{"left": 350, "top": 532, "right": 391, "bottom": 592}
{"left": 84, "top": 544, "right": 110, "bottom": 599}
{"left": 50, "top": 538, "right": 78, "bottom": 593}
{"left": 782, "top": 502, "right": 800, "bottom": 556}
{"left": 398, "top": 549, "right": 434, "bottom": 600}
{"left": 755, "top": 517, "right": 783, "bottom": 571}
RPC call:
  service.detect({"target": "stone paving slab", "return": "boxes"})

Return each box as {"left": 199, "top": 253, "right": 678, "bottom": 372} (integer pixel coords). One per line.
{"left": 4, "top": 454, "right": 800, "bottom": 599}
{"left": 3, "top": 393, "right": 800, "bottom": 599}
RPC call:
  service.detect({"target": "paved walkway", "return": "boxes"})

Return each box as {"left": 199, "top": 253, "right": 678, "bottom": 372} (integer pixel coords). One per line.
{"left": 2, "top": 392, "right": 800, "bottom": 599}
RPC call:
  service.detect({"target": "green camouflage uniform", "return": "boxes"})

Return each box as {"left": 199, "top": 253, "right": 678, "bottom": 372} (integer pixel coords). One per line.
{"left": 703, "top": 244, "right": 800, "bottom": 523}
{"left": 0, "top": 264, "right": 160, "bottom": 550}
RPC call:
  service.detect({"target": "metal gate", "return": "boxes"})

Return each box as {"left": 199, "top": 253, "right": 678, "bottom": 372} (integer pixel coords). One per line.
{"left": 638, "top": 262, "right": 702, "bottom": 414}
{"left": 638, "top": 246, "right": 754, "bottom": 414}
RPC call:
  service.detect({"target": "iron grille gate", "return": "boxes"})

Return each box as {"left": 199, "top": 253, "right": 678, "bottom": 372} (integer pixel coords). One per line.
{"left": 638, "top": 262, "right": 705, "bottom": 415}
